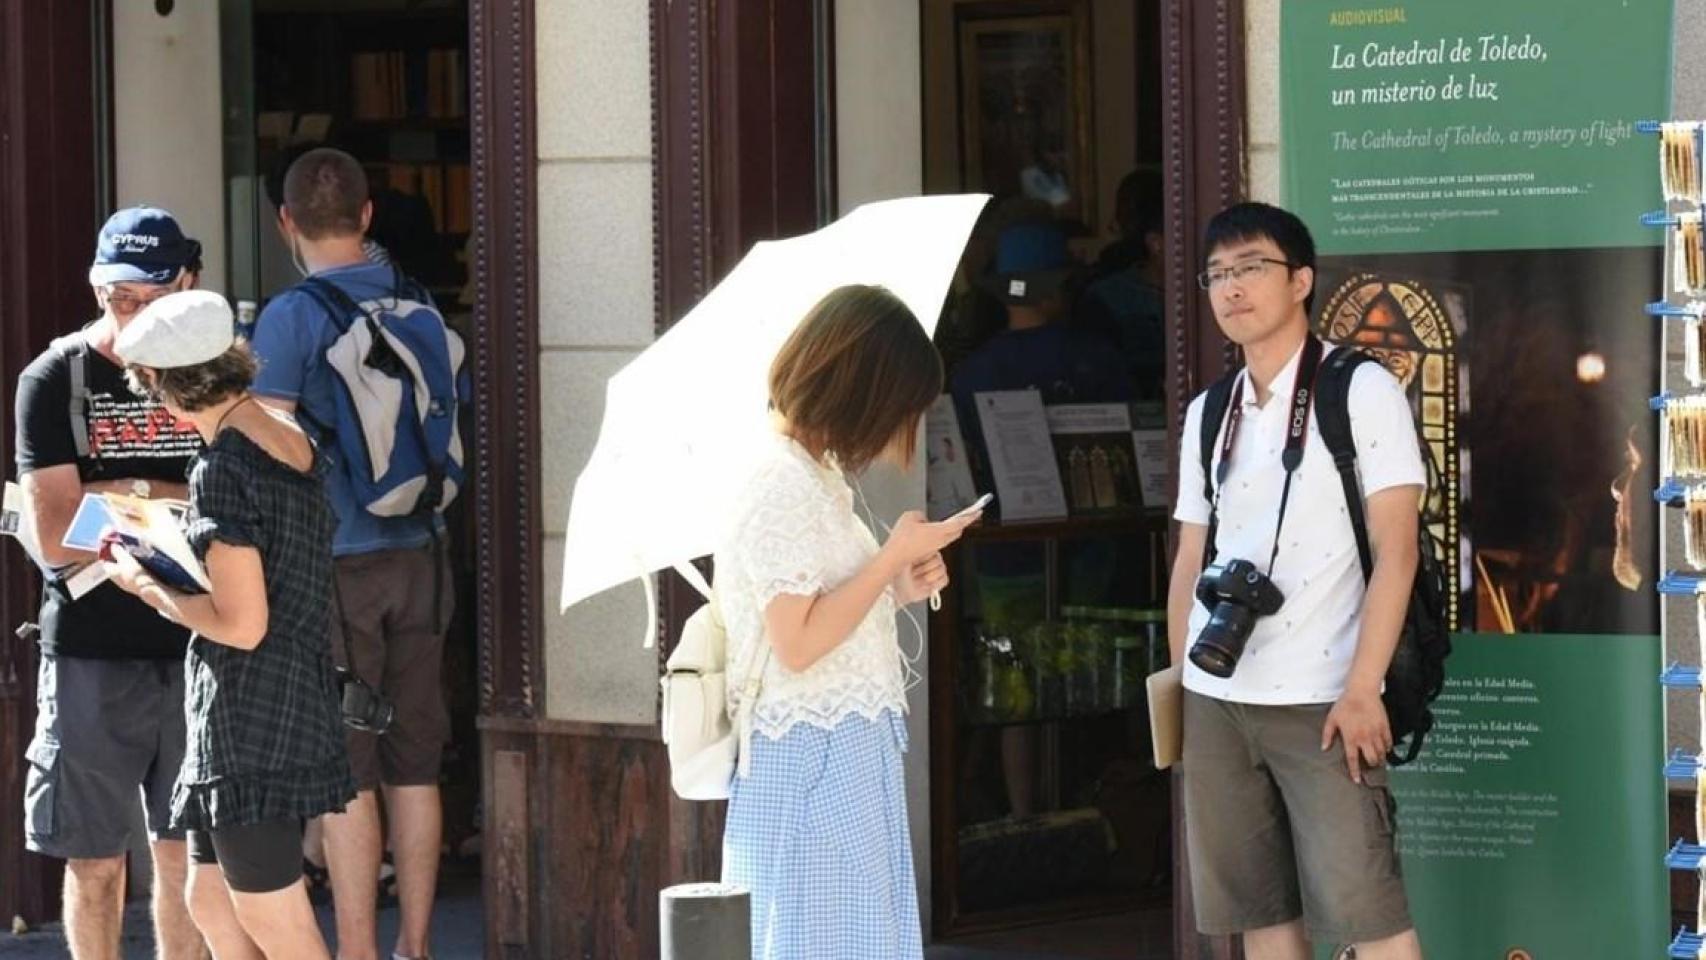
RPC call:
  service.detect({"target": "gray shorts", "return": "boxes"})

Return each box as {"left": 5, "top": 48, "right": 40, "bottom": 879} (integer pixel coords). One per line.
{"left": 24, "top": 655, "right": 187, "bottom": 860}
{"left": 1181, "top": 690, "right": 1412, "bottom": 947}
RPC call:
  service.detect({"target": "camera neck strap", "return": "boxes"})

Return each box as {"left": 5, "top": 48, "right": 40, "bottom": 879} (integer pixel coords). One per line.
{"left": 329, "top": 570, "right": 366, "bottom": 684}
{"left": 1207, "top": 333, "right": 1325, "bottom": 577}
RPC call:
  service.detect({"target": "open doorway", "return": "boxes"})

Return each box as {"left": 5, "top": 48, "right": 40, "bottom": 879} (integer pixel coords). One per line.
{"left": 220, "top": 0, "right": 481, "bottom": 939}
{"left": 918, "top": 1, "right": 1171, "bottom": 956}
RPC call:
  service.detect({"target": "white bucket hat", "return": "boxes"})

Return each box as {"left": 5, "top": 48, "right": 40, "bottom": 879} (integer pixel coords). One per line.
{"left": 114, "top": 290, "right": 235, "bottom": 369}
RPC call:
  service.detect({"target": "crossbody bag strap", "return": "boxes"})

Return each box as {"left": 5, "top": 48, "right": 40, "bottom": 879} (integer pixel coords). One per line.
{"left": 328, "top": 562, "right": 366, "bottom": 684}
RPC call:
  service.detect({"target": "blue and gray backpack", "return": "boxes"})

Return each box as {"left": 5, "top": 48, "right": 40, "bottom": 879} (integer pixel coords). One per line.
{"left": 295, "top": 267, "right": 467, "bottom": 521}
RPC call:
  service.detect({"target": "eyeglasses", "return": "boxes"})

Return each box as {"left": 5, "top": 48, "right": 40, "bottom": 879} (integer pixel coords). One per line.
{"left": 103, "top": 285, "right": 174, "bottom": 315}
{"left": 1197, "top": 258, "right": 1295, "bottom": 291}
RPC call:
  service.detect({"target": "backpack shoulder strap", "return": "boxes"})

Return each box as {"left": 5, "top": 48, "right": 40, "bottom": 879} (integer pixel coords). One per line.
{"left": 391, "top": 264, "right": 435, "bottom": 307}
{"left": 1198, "top": 374, "right": 1236, "bottom": 504}
{"left": 56, "top": 334, "right": 93, "bottom": 462}
{"left": 1314, "top": 346, "right": 1379, "bottom": 580}
{"left": 296, "top": 275, "right": 368, "bottom": 336}
{"left": 1197, "top": 371, "right": 1238, "bottom": 570}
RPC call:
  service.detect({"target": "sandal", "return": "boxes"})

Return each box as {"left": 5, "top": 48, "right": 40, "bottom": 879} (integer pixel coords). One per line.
{"left": 377, "top": 857, "right": 399, "bottom": 910}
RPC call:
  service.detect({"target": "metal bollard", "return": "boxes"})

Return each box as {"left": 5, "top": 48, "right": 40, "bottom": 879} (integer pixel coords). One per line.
{"left": 660, "top": 882, "right": 750, "bottom": 960}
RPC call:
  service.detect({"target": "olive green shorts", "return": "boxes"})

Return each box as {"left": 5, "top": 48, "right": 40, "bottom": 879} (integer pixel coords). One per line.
{"left": 1181, "top": 690, "right": 1412, "bottom": 947}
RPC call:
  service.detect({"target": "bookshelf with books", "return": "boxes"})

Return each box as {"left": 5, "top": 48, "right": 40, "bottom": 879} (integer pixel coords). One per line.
{"left": 251, "top": 4, "right": 472, "bottom": 304}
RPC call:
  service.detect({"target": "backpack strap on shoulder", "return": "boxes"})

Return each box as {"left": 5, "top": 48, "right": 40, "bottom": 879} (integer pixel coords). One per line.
{"left": 297, "top": 275, "right": 369, "bottom": 336}
{"left": 52, "top": 333, "right": 95, "bottom": 464}
{"left": 1314, "top": 346, "right": 1378, "bottom": 581}
{"left": 1197, "top": 372, "right": 1237, "bottom": 571}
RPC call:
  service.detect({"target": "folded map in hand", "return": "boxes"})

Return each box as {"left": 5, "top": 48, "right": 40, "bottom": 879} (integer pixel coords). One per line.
{"left": 63, "top": 493, "right": 209, "bottom": 595}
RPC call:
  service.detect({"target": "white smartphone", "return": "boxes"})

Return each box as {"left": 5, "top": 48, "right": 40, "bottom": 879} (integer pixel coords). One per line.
{"left": 949, "top": 493, "right": 994, "bottom": 521}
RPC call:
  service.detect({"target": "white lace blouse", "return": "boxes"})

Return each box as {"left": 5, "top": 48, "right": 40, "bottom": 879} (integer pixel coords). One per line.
{"left": 713, "top": 434, "right": 908, "bottom": 741}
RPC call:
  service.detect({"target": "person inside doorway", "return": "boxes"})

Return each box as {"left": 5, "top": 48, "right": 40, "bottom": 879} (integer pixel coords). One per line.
{"left": 1078, "top": 169, "right": 1166, "bottom": 402}
{"left": 1168, "top": 202, "right": 1425, "bottom": 960}
{"left": 13, "top": 206, "right": 207, "bottom": 960}
{"left": 250, "top": 148, "right": 456, "bottom": 960}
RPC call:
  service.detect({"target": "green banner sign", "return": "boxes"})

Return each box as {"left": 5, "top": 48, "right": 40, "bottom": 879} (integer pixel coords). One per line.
{"left": 1282, "top": 2, "right": 1673, "bottom": 254}
{"left": 1387, "top": 634, "right": 1666, "bottom": 958}
{"left": 1283, "top": 3, "right": 1675, "bottom": 955}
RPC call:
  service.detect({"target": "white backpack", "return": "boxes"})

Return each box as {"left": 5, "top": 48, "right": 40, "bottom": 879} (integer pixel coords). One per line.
{"left": 658, "top": 573, "right": 769, "bottom": 801}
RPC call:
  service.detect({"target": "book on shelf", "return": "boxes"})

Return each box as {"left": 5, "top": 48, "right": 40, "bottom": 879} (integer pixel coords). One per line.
{"left": 369, "top": 162, "right": 472, "bottom": 236}
{"left": 351, "top": 48, "right": 466, "bottom": 122}
{"left": 443, "top": 164, "right": 471, "bottom": 232}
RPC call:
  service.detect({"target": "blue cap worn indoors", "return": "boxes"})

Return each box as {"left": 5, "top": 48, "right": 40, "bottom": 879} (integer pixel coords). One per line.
{"left": 982, "top": 223, "right": 1077, "bottom": 305}
{"left": 88, "top": 206, "right": 200, "bottom": 287}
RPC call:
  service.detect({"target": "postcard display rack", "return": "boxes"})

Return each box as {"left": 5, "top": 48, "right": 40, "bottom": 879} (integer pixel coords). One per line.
{"left": 1646, "top": 119, "right": 1706, "bottom": 958}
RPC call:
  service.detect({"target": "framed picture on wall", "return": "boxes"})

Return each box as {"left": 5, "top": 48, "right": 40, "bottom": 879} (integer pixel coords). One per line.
{"left": 955, "top": 2, "right": 1095, "bottom": 229}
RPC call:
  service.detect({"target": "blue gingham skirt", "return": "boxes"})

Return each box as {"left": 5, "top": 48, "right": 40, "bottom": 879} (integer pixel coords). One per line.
{"left": 721, "top": 709, "right": 923, "bottom": 960}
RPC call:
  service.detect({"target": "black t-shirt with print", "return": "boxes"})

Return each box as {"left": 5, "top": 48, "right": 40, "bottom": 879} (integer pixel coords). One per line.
{"left": 14, "top": 333, "right": 199, "bottom": 659}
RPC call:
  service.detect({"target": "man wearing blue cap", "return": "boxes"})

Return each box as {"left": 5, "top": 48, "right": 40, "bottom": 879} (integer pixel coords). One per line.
{"left": 13, "top": 206, "right": 208, "bottom": 959}
{"left": 950, "top": 220, "right": 1133, "bottom": 464}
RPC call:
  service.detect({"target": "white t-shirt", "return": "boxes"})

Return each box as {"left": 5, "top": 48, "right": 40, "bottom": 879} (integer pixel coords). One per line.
{"left": 1174, "top": 342, "right": 1426, "bottom": 705}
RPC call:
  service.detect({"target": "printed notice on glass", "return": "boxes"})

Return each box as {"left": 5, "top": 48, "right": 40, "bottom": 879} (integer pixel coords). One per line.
{"left": 974, "top": 390, "right": 1067, "bottom": 521}
{"left": 925, "top": 395, "right": 981, "bottom": 521}
{"left": 1131, "top": 430, "right": 1171, "bottom": 509}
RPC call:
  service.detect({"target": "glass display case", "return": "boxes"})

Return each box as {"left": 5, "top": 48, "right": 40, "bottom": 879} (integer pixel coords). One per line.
{"left": 928, "top": 511, "right": 1175, "bottom": 935}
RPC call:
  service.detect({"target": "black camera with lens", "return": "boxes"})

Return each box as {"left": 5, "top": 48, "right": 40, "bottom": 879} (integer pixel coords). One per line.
{"left": 1189, "top": 558, "right": 1286, "bottom": 678}
{"left": 337, "top": 667, "right": 395, "bottom": 735}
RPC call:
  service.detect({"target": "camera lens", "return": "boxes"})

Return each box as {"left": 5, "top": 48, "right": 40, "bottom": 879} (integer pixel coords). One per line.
{"left": 1189, "top": 602, "right": 1257, "bottom": 678}
{"left": 1189, "top": 637, "right": 1239, "bottom": 678}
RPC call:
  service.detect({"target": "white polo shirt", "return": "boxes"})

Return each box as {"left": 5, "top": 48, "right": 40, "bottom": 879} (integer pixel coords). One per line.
{"left": 1174, "top": 341, "right": 1426, "bottom": 705}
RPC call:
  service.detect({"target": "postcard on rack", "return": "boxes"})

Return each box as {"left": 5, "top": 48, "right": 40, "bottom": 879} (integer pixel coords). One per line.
{"left": 973, "top": 390, "right": 1067, "bottom": 522}
{"left": 925, "top": 395, "right": 981, "bottom": 521}
{"left": 62, "top": 493, "right": 208, "bottom": 595}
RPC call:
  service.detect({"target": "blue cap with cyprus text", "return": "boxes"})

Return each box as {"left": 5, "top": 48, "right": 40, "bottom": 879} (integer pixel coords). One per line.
{"left": 88, "top": 206, "right": 200, "bottom": 286}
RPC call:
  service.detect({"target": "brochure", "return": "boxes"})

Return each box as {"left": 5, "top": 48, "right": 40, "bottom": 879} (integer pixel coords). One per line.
{"left": 62, "top": 493, "right": 208, "bottom": 594}
{"left": 925, "top": 395, "right": 981, "bottom": 521}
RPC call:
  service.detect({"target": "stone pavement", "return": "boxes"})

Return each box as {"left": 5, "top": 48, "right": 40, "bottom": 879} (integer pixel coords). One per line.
{"left": 0, "top": 874, "right": 485, "bottom": 959}
{"left": 0, "top": 881, "right": 1162, "bottom": 959}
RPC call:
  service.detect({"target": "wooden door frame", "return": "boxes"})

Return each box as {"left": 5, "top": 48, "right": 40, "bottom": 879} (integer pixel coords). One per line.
{"left": 0, "top": 0, "right": 112, "bottom": 927}
{"left": 1160, "top": 1, "right": 1248, "bottom": 958}
{"left": 470, "top": 0, "right": 831, "bottom": 954}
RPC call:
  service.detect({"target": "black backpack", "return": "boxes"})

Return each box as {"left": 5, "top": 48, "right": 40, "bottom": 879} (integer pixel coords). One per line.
{"left": 1198, "top": 345, "right": 1451, "bottom": 766}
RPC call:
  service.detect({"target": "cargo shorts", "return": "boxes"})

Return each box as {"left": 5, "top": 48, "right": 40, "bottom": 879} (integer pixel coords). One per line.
{"left": 24, "top": 655, "right": 187, "bottom": 860}
{"left": 329, "top": 545, "right": 453, "bottom": 790}
{"left": 1181, "top": 690, "right": 1412, "bottom": 947}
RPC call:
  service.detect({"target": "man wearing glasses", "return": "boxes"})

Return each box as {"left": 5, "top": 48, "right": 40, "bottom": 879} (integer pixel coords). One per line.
{"left": 1169, "top": 203, "right": 1425, "bottom": 960}
{"left": 13, "top": 207, "right": 207, "bottom": 959}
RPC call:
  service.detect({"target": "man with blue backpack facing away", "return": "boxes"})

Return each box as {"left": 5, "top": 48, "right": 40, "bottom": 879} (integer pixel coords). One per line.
{"left": 252, "top": 148, "right": 465, "bottom": 960}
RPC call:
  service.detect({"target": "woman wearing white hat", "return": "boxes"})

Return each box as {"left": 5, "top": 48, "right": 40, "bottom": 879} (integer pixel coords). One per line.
{"left": 100, "top": 289, "right": 353, "bottom": 960}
